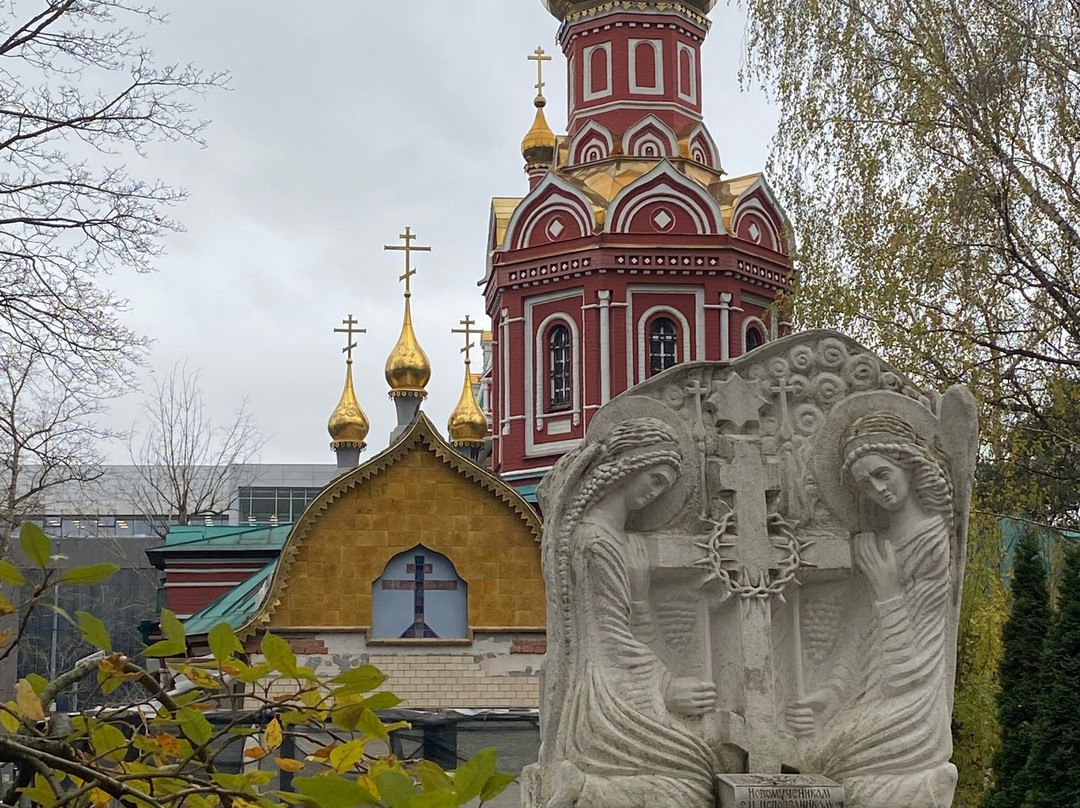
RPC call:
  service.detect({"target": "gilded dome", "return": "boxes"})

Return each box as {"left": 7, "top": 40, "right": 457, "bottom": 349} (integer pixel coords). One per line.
{"left": 447, "top": 367, "right": 488, "bottom": 446}
{"left": 522, "top": 104, "right": 557, "bottom": 167}
{"left": 328, "top": 363, "right": 369, "bottom": 448}
{"left": 541, "top": 0, "right": 717, "bottom": 19}
{"left": 385, "top": 296, "right": 431, "bottom": 396}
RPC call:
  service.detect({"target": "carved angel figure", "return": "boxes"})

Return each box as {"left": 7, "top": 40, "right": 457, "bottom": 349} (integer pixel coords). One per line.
{"left": 791, "top": 411, "right": 960, "bottom": 806}
{"left": 529, "top": 416, "right": 717, "bottom": 808}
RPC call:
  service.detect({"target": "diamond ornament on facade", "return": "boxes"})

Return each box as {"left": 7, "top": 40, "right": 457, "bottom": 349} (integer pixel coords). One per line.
{"left": 651, "top": 209, "right": 674, "bottom": 231}
{"left": 748, "top": 221, "right": 762, "bottom": 242}
{"left": 547, "top": 218, "right": 565, "bottom": 239}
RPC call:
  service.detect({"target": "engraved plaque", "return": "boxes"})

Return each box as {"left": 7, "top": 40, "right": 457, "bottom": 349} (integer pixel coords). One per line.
{"left": 716, "top": 773, "right": 845, "bottom": 808}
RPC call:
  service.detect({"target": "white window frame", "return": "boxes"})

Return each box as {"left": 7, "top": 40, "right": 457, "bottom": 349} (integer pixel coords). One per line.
{"left": 583, "top": 42, "right": 613, "bottom": 101}
{"left": 677, "top": 42, "right": 697, "bottom": 103}
{"left": 629, "top": 39, "right": 664, "bottom": 96}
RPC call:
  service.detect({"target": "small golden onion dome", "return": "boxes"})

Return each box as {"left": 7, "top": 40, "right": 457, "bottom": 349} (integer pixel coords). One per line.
{"left": 328, "top": 363, "right": 369, "bottom": 449}
{"left": 385, "top": 296, "right": 431, "bottom": 397}
{"left": 522, "top": 102, "right": 557, "bottom": 167}
{"left": 448, "top": 365, "right": 488, "bottom": 447}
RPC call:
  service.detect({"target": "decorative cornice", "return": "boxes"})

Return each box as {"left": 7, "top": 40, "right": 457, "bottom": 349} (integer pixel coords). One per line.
{"left": 557, "top": 2, "right": 712, "bottom": 35}
{"left": 237, "top": 413, "right": 542, "bottom": 639}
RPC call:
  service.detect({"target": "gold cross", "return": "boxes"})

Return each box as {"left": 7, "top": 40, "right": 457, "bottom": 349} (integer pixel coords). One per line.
{"left": 383, "top": 226, "right": 431, "bottom": 296}
{"left": 451, "top": 315, "right": 481, "bottom": 365}
{"left": 333, "top": 313, "right": 366, "bottom": 364}
{"left": 528, "top": 46, "right": 552, "bottom": 98}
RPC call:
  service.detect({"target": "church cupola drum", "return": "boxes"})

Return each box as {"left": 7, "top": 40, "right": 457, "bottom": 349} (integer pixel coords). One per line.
{"left": 482, "top": 0, "right": 794, "bottom": 492}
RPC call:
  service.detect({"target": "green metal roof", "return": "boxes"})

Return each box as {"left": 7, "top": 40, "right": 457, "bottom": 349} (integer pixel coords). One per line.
{"left": 182, "top": 559, "right": 278, "bottom": 636}
{"left": 514, "top": 484, "right": 538, "bottom": 504}
{"left": 148, "top": 524, "right": 293, "bottom": 554}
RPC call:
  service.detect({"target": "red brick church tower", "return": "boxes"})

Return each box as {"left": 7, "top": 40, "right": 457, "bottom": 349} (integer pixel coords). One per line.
{"left": 483, "top": 0, "right": 793, "bottom": 492}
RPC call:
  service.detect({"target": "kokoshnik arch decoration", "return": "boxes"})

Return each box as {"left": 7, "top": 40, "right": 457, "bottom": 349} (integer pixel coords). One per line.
{"left": 483, "top": 0, "right": 794, "bottom": 493}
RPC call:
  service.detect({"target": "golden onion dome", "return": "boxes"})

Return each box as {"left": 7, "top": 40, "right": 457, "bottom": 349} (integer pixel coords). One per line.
{"left": 385, "top": 296, "right": 431, "bottom": 397}
{"left": 522, "top": 102, "right": 557, "bottom": 167}
{"left": 447, "top": 365, "right": 488, "bottom": 446}
{"left": 327, "top": 362, "right": 369, "bottom": 448}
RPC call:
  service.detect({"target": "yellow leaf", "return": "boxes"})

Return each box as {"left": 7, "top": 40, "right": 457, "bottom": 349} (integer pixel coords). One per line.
{"left": 306, "top": 742, "right": 335, "bottom": 762}
{"left": 243, "top": 746, "right": 267, "bottom": 760}
{"left": 274, "top": 757, "right": 305, "bottom": 772}
{"left": 183, "top": 665, "right": 220, "bottom": 689}
{"left": 0, "top": 704, "right": 19, "bottom": 733}
{"left": 232, "top": 799, "right": 261, "bottom": 808}
{"left": 98, "top": 653, "right": 129, "bottom": 677}
{"left": 358, "top": 774, "right": 380, "bottom": 799}
{"left": 0, "top": 593, "right": 14, "bottom": 617}
{"left": 265, "top": 717, "right": 283, "bottom": 752}
{"left": 15, "top": 679, "right": 44, "bottom": 722}
{"left": 0, "top": 628, "right": 12, "bottom": 647}
{"left": 89, "top": 788, "right": 111, "bottom": 807}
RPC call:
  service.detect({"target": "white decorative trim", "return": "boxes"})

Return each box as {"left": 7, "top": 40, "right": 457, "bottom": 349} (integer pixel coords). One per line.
{"left": 624, "top": 284, "right": 705, "bottom": 384}
{"left": 732, "top": 198, "right": 781, "bottom": 250}
{"left": 742, "top": 315, "right": 769, "bottom": 353}
{"left": 598, "top": 290, "right": 612, "bottom": 404}
{"left": 637, "top": 306, "right": 692, "bottom": 382}
{"left": 583, "top": 42, "right": 613, "bottom": 101}
{"left": 622, "top": 114, "right": 679, "bottom": 159}
{"left": 520, "top": 199, "right": 590, "bottom": 247}
{"left": 677, "top": 42, "right": 698, "bottom": 104}
{"left": 525, "top": 290, "right": 585, "bottom": 457}
{"left": 534, "top": 313, "right": 581, "bottom": 423}
{"left": 569, "top": 98, "right": 702, "bottom": 127}
{"left": 731, "top": 175, "right": 793, "bottom": 253}
{"left": 628, "top": 39, "right": 664, "bottom": 95}
{"left": 503, "top": 173, "right": 595, "bottom": 251}
{"left": 568, "top": 120, "right": 614, "bottom": 165}
{"left": 685, "top": 123, "right": 719, "bottom": 169}
{"left": 605, "top": 160, "right": 724, "bottom": 235}
{"left": 719, "top": 292, "right": 732, "bottom": 360}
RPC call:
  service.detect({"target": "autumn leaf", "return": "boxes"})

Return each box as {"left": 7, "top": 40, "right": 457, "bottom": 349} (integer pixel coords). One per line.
{"left": 265, "top": 717, "right": 283, "bottom": 751}
{"left": 274, "top": 757, "right": 305, "bottom": 772}
{"left": 243, "top": 747, "right": 267, "bottom": 760}
{"left": 15, "top": 679, "right": 44, "bottom": 722}
{"left": 156, "top": 732, "right": 182, "bottom": 756}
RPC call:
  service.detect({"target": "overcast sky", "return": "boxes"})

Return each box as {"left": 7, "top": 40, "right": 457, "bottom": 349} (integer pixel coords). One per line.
{"left": 100, "top": 1, "right": 779, "bottom": 464}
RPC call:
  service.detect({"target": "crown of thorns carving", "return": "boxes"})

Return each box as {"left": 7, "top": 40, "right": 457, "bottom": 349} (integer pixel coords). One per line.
{"left": 695, "top": 510, "right": 814, "bottom": 600}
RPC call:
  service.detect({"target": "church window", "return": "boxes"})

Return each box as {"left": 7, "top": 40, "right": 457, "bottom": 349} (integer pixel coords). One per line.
{"left": 372, "top": 545, "right": 467, "bottom": 640}
{"left": 746, "top": 325, "right": 765, "bottom": 352}
{"left": 548, "top": 324, "right": 572, "bottom": 409}
{"left": 649, "top": 317, "right": 679, "bottom": 376}
{"left": 584, "top": 43, "right": 612, "bottom": 100}
{"left": 629, "top": 40, "right": 663, "bottom": 95}
{"left": 677, "top": 43, "right": 697, "bottom": 103}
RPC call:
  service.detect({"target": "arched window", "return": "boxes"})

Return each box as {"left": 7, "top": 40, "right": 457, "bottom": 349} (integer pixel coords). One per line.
{"left": 746, "top": 326, "right": 764, "bottom": 352}
{"left": 372, "top": 545, "right": 467, "bottom": 640}
{"left": 649, "top": 317, "right": 679, "bottom": 376}
{"left": 548, "top": 324, "right": 572, "bottom": 409}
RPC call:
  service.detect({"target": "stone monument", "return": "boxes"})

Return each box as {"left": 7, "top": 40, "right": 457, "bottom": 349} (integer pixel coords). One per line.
{"left": 524, "top": 331, "right": 977, "bottom": 808}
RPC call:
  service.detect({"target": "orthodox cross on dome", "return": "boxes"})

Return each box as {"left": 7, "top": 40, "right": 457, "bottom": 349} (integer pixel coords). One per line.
{"left": 383, "top": 226, "right": 431, "bottom": 297}
{"left": 528, "top": 45, "right": 552, "bottom": 102}
{"left": 451, "top": 315, "right": 481, "bottom": 366}
{"left": 333, "top": 313, "right": 366, "bottom": 365}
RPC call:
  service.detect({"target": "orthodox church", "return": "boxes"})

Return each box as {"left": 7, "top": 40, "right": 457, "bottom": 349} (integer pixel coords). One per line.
{"left": 151, "top": 0, "right": 792, "bottom": 768}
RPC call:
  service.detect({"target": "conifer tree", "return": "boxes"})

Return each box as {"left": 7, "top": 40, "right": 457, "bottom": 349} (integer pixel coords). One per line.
{"left": 1020, "top": 541, "right": 1080, "bottom": 808}
{"left": 983, "top": 531, "right": 1050, "bottom": 808}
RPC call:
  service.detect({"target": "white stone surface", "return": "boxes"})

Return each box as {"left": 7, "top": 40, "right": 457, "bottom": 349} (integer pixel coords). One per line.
{"left": 526, "top": 330, "right": 977, "bottom": 808}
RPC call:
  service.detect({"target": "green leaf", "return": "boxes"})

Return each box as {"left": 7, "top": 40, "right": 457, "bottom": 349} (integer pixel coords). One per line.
{"left": 142, "top": 639, "right": 186, "bottom": 658}
{"left": 208, "top": 622, "right": 243, "bottom": 661}
{"left": 411, "top": 793, "right": 457, "bottom": 808}
{"left": 356, "top": 708, "right": 389, "bottom": 741}
{"left": 233, "top": 661, "right": 275, "bottom": 683}
{"left": 0, "top": 559, "right": 26, "bottom": 586}
{"left": 261, "top": 633, "right": 297, "bottom": 677}
{"left": 479, "top": 772, "right": 517, "bottom": 803}
{"left": 177, "top": 706, "right": 213, "bottom": 747}
{"left": 331, "top": 702, "right": 365, "bottom": 731}
{"left": 25, "top": 672, "right": 48, "bottom": 696}
{"left": 361, "top": 691, "right": 402, "bottom": 711}
{"left": 61, "top": 563, "right": 120, "bottom": 585}
{"left": 329, "top": 664, "right": 386, "bottom": 691}
{"left": 19, "top": 522, "right": 51, "bottom": 568}
{"left": 160, "top": 609, "right": 186, "bottom": 644}
{"left": 451, "top": 748, "right": 496, "bottom": 805}
{"left": 292, "top": 776, "right": 380, "bottom": 808}
{"left": 329, "top": 738, "right": 365, "bottom": 773}
{"left": 89, "top": 721, "right": 128, "bottom": 762}
{"left": 19, "top": 774, "right": 56, "bottom": 805}
{"left": 413, "top": 760, "right": 453, "bottom": 793}
{"left": 75, "top": 611, "right": 111, "bottom": 652}
{"left": 373, "top": 771, "right": 417, "bottom": 808}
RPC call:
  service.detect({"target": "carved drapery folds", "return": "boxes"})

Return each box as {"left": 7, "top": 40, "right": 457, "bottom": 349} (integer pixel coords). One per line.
{"left": 526, "top": 330, "right": 977, "bottom": 808}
